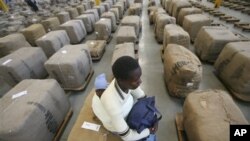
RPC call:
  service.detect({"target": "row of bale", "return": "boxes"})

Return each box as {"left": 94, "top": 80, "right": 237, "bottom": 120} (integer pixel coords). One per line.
{"left": 150, "top": 0, "right": 249, "bottom": 141}
{"left": 0, "top": 0, "right": 145, "bottom": 141}
{"left": 190, "top": 0, "right": 250, "bottom": 31}
{"left": 68, "top": 1, "right": 144, "bottom": 141}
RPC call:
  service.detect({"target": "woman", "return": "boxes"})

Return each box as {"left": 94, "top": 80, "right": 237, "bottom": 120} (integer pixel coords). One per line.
{"left": 92, "top": 56, "right": 157, "bottom": 141}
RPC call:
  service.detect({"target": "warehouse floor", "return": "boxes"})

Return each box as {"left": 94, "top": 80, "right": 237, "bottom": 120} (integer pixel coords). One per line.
{"left": 60, "top": 0, "right": 250, "bottom": 141}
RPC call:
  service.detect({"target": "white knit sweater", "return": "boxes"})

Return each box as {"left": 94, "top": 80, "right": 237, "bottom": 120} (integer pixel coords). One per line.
{"left": 92, "top": 79, "right": 150, "bottom": 141}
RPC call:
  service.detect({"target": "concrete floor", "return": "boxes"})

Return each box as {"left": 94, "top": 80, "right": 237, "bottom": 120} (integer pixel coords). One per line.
{"left": 59, "top": 0, "right": 250, "bottom": 141}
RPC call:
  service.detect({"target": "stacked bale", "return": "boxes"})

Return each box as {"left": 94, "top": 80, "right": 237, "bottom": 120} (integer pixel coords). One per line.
{"left": 0, "top": 33, "right": 31, "bottom": 58}
{"left": 183, "top": 90, "right": 248, "bottom": 141}
{"left": 183, "top": 14, "right": 212, "bottom": 42}
{"left": 163, "top": 24, "right": 190, "bottom": 50}
{"left": 172, "top": 0, "right": 191, "bottom": 19}
{"left": 59, "top": 20, "right": 87, "bottom": 44}
{"left": 116, "top": 26, "right": 137, "bottom": 44}
{"left": 56, "top": 11, "right": 71, "bottom": 24}
{"left": 112, "top": 3, "right": 124, "bottom": 19}
{"left": 110, "top": 8, "right": 120, "bottom": 23}
{"left": 155, "top": 14, "right": 176, "bottom": 43}
{"left": 75, "top": 14, "right": 95, "bottom": 34}
{"left": 95, "top": 18, "right": 112, "bottom": 41}
{"left": 128, "top": 3, "right": 142, "bottom": 16}
{"left": 93, "top": 5, "right": 106, "bottom": 17}
{"left": 66, "top": 8, "right": 79, "bottom": 19}
{"left": 214, "top": 41, "right": 250, "bottom": 101}
{"left": 0, "top": 47, "right": 48, "bottom": 87}
{"left": 112, "top": 43, "right": 135, "bottom": 65}
{"left": 195, "top": 26, "right": 240, "bottom": 62}
{"left": 177, "top": 7, "right": 202, "bottom": 25}
{"left": 20, "top": 24, "right": 46, "bottom": 46}
{"left": 101, "top": 12, "right": 117, "bottom": 32}
{"left": 121, "top": 16, "right": 141, "bottom": 37}
{"left": 76, "top": 5, "right": 86, "bottom": 14}
{"left": 41, "top": 17, "right": 60, "bottom": 32}
{"left": 84, "top": 9, "right": 100, "bottom": 22}
{"left": 164, "top": 44, "right": 202, "bottom": 98}
{"left": 85, "top": 40, "right": 107, "bottom": 61}
{"left": 45, "top": 45, "right": 93, "bottom": 90}
{"left": 36, "top": 30, "right": 70, "bottom": 58}
{"left": 0, "top": 79, "right": 71, "bottom": 141}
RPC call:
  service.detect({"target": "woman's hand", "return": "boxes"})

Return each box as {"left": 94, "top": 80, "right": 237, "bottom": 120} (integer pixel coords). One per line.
{"left": 149, "top": 121, "right": 159, "bottom": 134}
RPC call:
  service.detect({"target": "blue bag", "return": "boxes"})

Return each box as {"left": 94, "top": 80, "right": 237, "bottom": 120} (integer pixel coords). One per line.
{"left": 126, "top": 96, "right": 162, "bottom": 133}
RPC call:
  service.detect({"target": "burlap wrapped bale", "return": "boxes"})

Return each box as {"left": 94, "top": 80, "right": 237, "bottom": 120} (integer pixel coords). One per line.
{"left": 148, "top": 6, "right": 158, "bottom": 15}
{"left": 121, "top": 16, "right": 141, "bottom": 37}
{"left": 36, "top": 30, "right": 70, "bottom": 58}
{"left": 177, "top": 7, "right": 202, "bottom": 25}
{"left": 66, "top": 8, "right": 79, "bottom": 19}
{"left": 214, "top": 41, "right": 250, "bottom": 101}
{"left": 76, "top": 5, "right": 86, "bottom": 14}
{"left": 85, "top": 40, "right": 107, "bottom": 60}
{"left": 163, "top": 0, "right": 169, "bottom": 10}
{"left": 84, "top": 9, "right": 100, "bottom": 22}
{"left": 163, "top": 24, "right": 190, "bottom": 49}
{"left": 94, "top": 5, "right": 106, "bottom": 17}
{"left": 172, "top": 0, "right": 191, "bottom": 19}
{"left": 155, "top": 14, "right": 176, "bottom": 43}
{"left": 148, "top": 0, "right": 156, "bottom": 7}
{"left": 128, "top": 3, "right": 142, "bottom": 16}
{"left": 0, "top": 79, "right": 70, "bottom": 141}
{"left": 0, "top": 47, "right": 47, "bottom": 87}
{"left": 195, "top": 26, "right": 240, "bottom": 63}
{"left": 59, "top": 20, "right": 87, "bottom": 44}
{"left": 118, "top": 0, "right": 127, "bottom": 11}
{"left": 45, "top": 45, "right": 92, "bottom": 90}
{"left": 102, "top": 2, "right": 111, "bottom": 12}
{"left": 101, "top": 12, "right": 117, "bottom": 32}
{"left": 56, "top": 11, "right": 71, "bottom": 24}
{"left": 0, "top": 33, "right": 31, "bottom": 58}
{"left": 67, "top": 90, "right": 122, "bottom": 141}
{"left": 116, "top": 26, "right": 137, "bottom": 44}
{"left": 75, "top": 14, "right": 95, "bottom": 33}
{"left": 41, "top": 17, "right": 60, "bottom": 32}
{"left": 112, "top": 42, "right": 135, "bottom": 65}
{"left": 82, "top": 2, "right": 91, "bottom": 10}
{"left": 104, "top": 1, "right": 112, "bottom": 9}
{"left": 165, "top": 0, "right": 172, "bottom": 12}
{"left": 110, "top": 7, "right": 120, "bottom": 22}
{"left": 152, "top": 8, "right": 167, "bottom": 25}
{"left": 0, "top": 76, "right": 12, "bottom": 97}
{"left": 168, "top": 0, "right": 176, "bottom": 15}
{"left": 134, "top": 0, "right": 143, "bottom": 3}
{"left": 95, "top": 18, "right": 112, "bottom": 41}
{"left": 183, "top": 90, "right": 248, "bottom": 141}
{"left": 21, "top": 24, "right": 46, "bottom": 46}
{"left": 183, "top": 14, "right": 212, "bottom": 42}
{"left": 112, "top": 3, "right": 124, "bottom": 19}
{"left": 164, "top": 44, "right": 202, "bottom": 98}
{"left": 106, "top": 0, "right": 113, "bottom": 7}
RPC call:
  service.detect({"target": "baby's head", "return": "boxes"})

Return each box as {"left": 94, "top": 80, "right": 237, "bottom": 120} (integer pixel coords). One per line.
{"left": 94, "top": 73, "right": 108, "bottom": 97}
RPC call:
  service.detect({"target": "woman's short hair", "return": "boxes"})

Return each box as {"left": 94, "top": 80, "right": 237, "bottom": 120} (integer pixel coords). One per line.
{"left": 112, "top": 56, "right": 139, "bottom": 80}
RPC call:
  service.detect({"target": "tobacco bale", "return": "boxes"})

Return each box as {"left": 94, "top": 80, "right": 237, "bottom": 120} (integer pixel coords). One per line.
{"left": 195, "top": 26, "right": 240, "bottom": 62}
{"left": 164, "top": 44, "right": 202, "bottom": 97}
{"left": 214, "top": 41, "right": 250, "bottom": 101}
{"left": 183, "top": 90, "right": 248, "bottom": 141}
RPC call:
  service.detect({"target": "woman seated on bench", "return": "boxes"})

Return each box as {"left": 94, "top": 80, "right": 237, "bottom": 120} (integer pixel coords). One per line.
{"left": 92, "top": 56, "right": 157, "bottom": 141}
